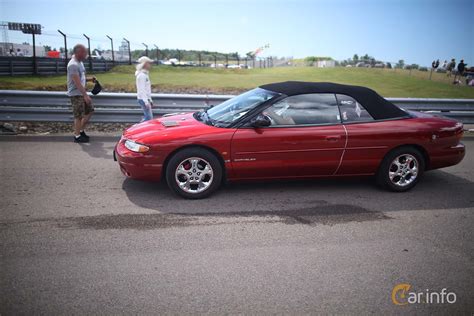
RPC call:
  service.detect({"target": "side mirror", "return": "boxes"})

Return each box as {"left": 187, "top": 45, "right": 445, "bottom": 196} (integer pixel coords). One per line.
{"left": 251, "top": 114, "right": 271, "bottom": 128}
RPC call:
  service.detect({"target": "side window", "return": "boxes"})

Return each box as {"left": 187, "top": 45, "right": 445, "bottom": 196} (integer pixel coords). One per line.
{"left": 263, "top": 93, "right": 340, "bottom": 126}
{"left": 336, "top": 94, "right": 374, "bottom": 122}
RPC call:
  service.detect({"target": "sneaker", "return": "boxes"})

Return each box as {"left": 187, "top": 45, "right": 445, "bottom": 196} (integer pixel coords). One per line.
{"left": 80, "top": 131, "right": 90, "bottom": 139}
{"left": 74, "top": 135, "right": 89, "bottom": 143}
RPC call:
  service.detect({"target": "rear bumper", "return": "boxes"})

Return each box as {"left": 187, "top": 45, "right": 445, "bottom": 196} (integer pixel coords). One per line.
{"left": 114, "top": 141, "right": 162, "bottom": 181}
{"left": 429, "top": 142, "right": 465, "bottom": 170}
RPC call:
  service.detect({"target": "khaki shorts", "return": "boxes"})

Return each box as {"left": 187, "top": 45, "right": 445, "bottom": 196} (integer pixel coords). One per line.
{"left": 70, "top": 96, "right": 94, "bottom": 118}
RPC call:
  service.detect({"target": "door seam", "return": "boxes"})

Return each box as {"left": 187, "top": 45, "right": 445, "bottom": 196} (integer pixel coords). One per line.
{"left": 333, "top": 125, "right": 348, "bottom": 175}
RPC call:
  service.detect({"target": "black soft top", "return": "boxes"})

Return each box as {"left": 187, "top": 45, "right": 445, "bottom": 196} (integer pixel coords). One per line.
{"left": 259, "top": 81, "right": 409, "bottom": 120}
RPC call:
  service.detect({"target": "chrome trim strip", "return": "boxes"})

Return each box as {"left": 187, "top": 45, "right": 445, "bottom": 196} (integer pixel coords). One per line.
{"left": 236, "top": 147, "right": 345, "bottom": 155}
{"left": 345, "top": 146, "right": 388, "bottom": 150}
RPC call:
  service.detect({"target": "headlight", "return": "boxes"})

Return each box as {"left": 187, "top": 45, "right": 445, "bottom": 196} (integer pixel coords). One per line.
{"left": 124, "top": 140, "right": 150, "bottom": 153}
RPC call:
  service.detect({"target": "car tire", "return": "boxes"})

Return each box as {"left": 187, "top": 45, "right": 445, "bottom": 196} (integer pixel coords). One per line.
{"left": 166, "top": 148, "right": 223, "bottom": 199}
{"left": 376, "top": 146, "right": 425, "bottom": 192}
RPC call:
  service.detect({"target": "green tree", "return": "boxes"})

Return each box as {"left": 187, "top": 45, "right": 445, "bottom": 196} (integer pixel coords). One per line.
{"left": 353, "top": 54, "right": 359, "bottom": 62}
{"left": 396, "top": 59, "right": 405, "bottom": 68}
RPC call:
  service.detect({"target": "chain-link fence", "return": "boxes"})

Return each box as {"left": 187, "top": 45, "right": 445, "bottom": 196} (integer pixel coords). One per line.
{"left": 0, "top": 25, "right": 277, "bottom": 75}
{"left": 3, "top": 24, "right": 467, "bottom": 85}
{"left": 0, "top": 27, "right": 136, "bottom": 75}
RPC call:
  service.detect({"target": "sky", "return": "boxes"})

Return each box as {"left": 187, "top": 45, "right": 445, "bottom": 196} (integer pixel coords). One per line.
{"left": 1, "top": 0, "right": 473, "bottom": 66}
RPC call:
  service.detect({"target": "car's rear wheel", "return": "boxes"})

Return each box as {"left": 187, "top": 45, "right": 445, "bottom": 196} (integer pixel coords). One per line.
{"left": 165, "top": 148, "right": 223, "bottom": 199}
{"left": 376, "top": 146, "right": 425, "bottom": 192}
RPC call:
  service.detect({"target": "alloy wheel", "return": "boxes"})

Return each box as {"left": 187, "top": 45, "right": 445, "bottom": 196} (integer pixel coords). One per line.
{"left": 175, "top": 157, "right": 214, "bottom": 194}
{"left": 388, "top": 154, "right": 419, "bottom": 187}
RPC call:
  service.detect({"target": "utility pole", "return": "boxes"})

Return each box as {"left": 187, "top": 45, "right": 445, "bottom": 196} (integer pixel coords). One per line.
{"left": 83, "top": 34, "right": 92, "bottom": 70}
{"left": 57, "top": 30, "right": 67, "bottom": 60}
{"left": 32, "top": 30, "right": 37, "bottom": 74}
{"left": 153, "top": 44, "right": 159, "bottom": 61}
{"left": 123, "top": 38, "right": 131, "bottom": 65}
{"left": 142, "top": 43, "right": 148, "bottom": 57}
{"left": 106, "top": 35, "right": 114, "bottom": 63}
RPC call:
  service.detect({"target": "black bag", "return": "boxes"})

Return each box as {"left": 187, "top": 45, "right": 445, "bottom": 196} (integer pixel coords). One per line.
{"left": 91, "top": 80, "right": 102, "bottom": 95}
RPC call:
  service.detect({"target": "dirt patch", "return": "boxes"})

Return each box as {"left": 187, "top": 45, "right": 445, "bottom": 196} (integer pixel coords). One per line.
{"left": 70, "top": 205, "right": 391, "bottom": 230}
{"left": 0, "top": 121, "right": 133, "bottom": 134}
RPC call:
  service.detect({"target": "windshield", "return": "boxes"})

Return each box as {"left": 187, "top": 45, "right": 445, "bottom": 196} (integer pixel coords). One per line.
{"left": 204, "top": 88, "right": 278, "bottom": 127}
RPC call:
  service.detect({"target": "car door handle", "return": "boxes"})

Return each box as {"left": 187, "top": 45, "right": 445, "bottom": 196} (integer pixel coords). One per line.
{"left": 325, "top": 136, "right": 341, "bottom": 142}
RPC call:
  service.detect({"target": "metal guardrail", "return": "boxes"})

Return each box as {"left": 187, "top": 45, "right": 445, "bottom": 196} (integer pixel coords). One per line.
{"left": 0, "top": 90, "right": 473, "bottom": 123}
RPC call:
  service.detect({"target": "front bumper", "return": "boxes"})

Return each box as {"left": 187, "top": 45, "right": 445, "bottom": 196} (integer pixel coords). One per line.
{"left": 114, "top": 140, "right": 163, "bottom": 181}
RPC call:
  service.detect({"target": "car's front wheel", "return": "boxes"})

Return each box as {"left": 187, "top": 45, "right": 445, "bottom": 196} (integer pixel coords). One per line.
{"left": 376, "top": 146, "right": 425, "bottom": 192}
{"left": 165, "top": 148, "right": 223, "bottom": 199}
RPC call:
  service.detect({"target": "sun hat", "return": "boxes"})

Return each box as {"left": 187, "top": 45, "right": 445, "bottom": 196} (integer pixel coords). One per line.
{"left": 137, "top": 56, "right": 154, "bottom": 64}
{"left": 136, "top": 56, "right": 154, "bottom": 74}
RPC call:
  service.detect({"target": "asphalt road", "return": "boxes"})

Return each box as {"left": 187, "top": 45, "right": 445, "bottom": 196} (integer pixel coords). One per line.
{"left": 1, "top": 135, "right": 473, "bottom": 315}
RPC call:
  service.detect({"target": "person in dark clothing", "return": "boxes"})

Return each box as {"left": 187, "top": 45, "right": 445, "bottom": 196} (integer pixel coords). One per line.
{"left": 457, "top": 60, "right": 466, "bottom": 75}
{"left": 447, "top": 59, "right": 456, "bottom": 77}
{"left": 453, "top": 60, "right": 467, "bottom": 84}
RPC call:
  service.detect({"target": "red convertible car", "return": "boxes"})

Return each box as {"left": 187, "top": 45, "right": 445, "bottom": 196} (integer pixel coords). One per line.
{"left": 115, "top": 81, "right": 465, "bottom": 199}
